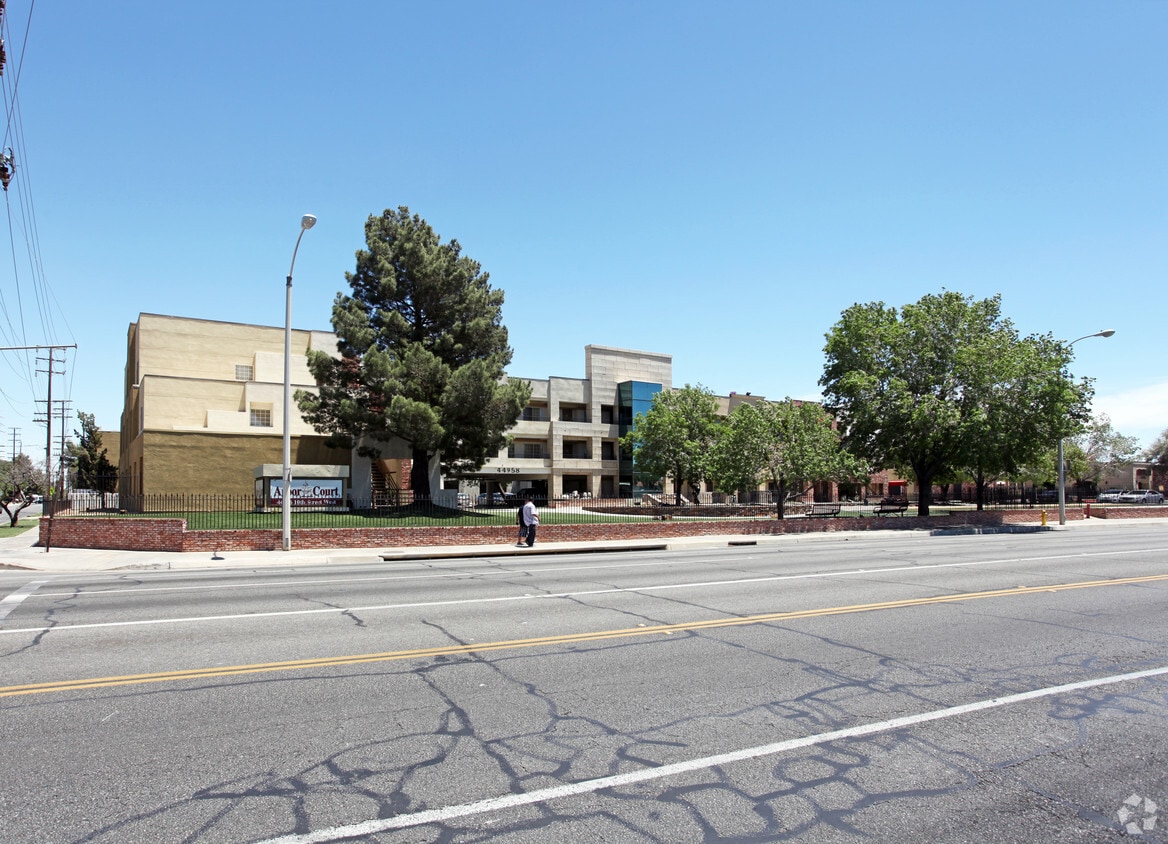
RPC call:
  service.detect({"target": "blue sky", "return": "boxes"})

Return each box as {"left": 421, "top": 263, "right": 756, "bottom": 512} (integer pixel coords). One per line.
{"left": 0, "top": 1, "right": 1164, "bottom": 463}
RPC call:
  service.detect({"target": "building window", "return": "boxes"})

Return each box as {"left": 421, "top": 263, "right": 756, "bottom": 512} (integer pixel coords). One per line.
{"left": 235, "top": 364, "right": 254, "bottom": 381}
{"left": 250, "top": 407, "right": 272, "bottom": 427}
{"left": 560, "top": 404, "right": 588, "bottom": 423}
{"left": 601, "top": 440, "right": 617, "bottom": 461}
{"left": 522, "top": 404, "right": 548, "bottom": 422}
{"left": 507, "top": 441, "right": 545, "bottom": 459}
{"left": 562, "top": 440, "right": 590, "bottom": 460}
{"left": 563, "top": 475, "right": 589, "bottom": 495}
{"left": 601, "top": 405, "right": 614, "bottom": 424}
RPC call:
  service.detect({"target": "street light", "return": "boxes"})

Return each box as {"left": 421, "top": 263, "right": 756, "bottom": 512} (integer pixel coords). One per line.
{"left": 283, "top": 213, "right": 317, "bottom": 551}
{"left": 1057, "top": 328, "right": 1115, "bottom": 526}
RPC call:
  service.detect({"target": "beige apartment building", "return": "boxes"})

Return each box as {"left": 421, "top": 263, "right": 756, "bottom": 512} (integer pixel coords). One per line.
{"left": 457, "top": 344, "right": 672, "bottom": 501}
{"left": 118, "top": 312, "right": 912, "bottom": 505}
{"left": 119, "top": 314, "right": 360, "bottom": 497}
{"left": 118, "top": 313, "right": 908, "bottom": 505}
{"left": 118, "top": 315, "right": 676, "bottom": 502}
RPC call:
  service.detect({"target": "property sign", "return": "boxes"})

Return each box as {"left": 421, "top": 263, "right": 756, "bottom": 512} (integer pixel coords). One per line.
{"left": 269, "top": 479, "right": 344, "bottom": 508}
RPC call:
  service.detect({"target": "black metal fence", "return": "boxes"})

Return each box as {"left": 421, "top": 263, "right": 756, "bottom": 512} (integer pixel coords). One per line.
{"left": 44, "top": 493, "right": 781, "bottom": 530}
{"left": 42, "top": 484, "right": 1101, "bottom": 530}
{"left": 39, "top": 491, "right": 930, "bottom": 529}
{"left": 952, "top": 484, "right": 1090, "bottom": 509}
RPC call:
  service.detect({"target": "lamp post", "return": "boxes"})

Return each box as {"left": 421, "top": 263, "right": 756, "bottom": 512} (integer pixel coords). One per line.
{"left": 283, "top": 214, "right": 317, "bottom": 551}
{"left": 1057, "top": 328, "right": 1115, "bottom": 526}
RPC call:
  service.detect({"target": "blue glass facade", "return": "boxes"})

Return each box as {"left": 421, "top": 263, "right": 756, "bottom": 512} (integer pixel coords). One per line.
{"left": 617, "top": 380, "right": 661, "bottom": 496}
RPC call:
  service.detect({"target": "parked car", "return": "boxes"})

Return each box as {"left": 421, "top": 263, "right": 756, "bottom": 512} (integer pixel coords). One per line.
{"left": 1096, "top": 489, "right": 1125, "bottom": 503}
{"left": 1117, "top": 490, "right": 1164, "bottom": 504}
{"left": 475, "top": 492, "right": 516, "bottom": 507}
{"left": 1036, "top": 488, "right": 1059, "bottom": 503}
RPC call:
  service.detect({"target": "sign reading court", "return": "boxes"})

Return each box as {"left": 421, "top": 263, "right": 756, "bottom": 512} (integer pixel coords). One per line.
{"left": 254, "top": 464, "right": 349, "bottom": 510}
{"left": 270, "top": 479, "right": 344, "bottom": 506}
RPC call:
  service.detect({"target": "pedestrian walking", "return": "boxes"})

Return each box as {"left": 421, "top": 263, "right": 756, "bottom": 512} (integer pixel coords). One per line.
{"left": 520, "top": 493, "right": 539, "bottom": 547}
{"left": 516, "top": 501, "right": 527, "bottom": 546}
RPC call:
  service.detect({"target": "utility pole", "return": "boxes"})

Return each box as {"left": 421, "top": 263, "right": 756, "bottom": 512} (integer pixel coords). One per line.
{"left": 5, "top": 426, "right": 20, "bottom": 460}
{"left": 3, "top": 343, "right": 78, "bottom": 554}
{"left": 0, "top": 343, "right": 75, "bottom": 494}
{"left": 54, "top": 399, "right": 72, "bottom": 495}
{"left": 38, "top": 349, "right": 65, "bottom": 494}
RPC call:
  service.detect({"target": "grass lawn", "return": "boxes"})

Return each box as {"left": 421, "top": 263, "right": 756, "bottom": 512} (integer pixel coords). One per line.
{"left": 21, "top": 505, "right": 983, "bottom": 534}
{"left": 0, "top": 522, "right": 37, "bottom": 539}
{"left": 45, "top": 504, "right": 886, "bottom": 531}
{"left": 180, "top": 508, "right": 665, "bottom": 530}
{"left": 49, "top": 506, "right": 720, "bottom": 531}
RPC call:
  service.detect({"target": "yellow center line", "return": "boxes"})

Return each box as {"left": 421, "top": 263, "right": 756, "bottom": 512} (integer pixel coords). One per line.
{"left": 4, "top": 573, "right": 1166, "bottom": 698}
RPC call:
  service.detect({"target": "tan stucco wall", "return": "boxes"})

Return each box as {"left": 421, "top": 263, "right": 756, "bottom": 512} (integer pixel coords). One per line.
{"left": 120, "top": 314, "right": 347, "bottom": 495}
{"left": 138, "top": 431, "right": 350, "bottom": 496}
{"left": 101, "top": 431, "right": 121, "bottom": 466}
{"left": 134, "top": 313, "right": 319, "bottom": 384}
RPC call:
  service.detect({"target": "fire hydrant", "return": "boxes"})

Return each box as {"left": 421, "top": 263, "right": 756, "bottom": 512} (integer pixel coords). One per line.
{"left": 1041, "top": 509, "right": 1048, "bottom": 526}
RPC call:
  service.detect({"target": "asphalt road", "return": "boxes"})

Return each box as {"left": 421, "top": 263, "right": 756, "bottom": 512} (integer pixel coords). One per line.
{"left": 2, "top": 525, "right": 1168, "bottom": 843}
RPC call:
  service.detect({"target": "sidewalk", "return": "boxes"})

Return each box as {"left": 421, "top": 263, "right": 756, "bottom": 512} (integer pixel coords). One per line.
{"left": 0, "top": 528, "right": 769, "bottom": 573}
{"left": 1, "top": 516, "right": 1165, "bottom": 574}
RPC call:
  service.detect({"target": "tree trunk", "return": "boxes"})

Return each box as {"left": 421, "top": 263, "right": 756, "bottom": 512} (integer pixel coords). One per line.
{"left": 775, "top": 475, "right": 786, "bottom": 520}
{"left": 975, "top": 471, "right": 986, "bottom": 512}
{"left": 2, "top": 500, "right": 28, "bottom": 527}
{"left": 914, "top": 469, "right": 934, "bottom": 517}
{"left": 410, "top": 447, "right": 433, "bottom": 498}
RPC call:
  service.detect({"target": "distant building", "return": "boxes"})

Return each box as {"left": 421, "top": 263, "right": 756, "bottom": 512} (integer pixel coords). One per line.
{"left": 1099, "top": 461, "right": 1161, "bottom": 493}
{"left": 118, "top": 314, "right": 361, "bottom": 497}
{"left": 119, "top": 313, "right": 910, "bottom": 503}
{"left": 118, "top": 315, "right": 674, "bottom": 501}
{"left": 459, "top": 345, "right": 672, "bottom": 500}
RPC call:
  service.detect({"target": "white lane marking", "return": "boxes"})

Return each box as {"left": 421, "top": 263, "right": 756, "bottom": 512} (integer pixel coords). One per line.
{"left": 27, "top": 545, "right": 1168, "bottom": 601}
{"left": 0, "top": 580, "right": 49, "bottom": 622}
{"left": 4, "top": 548, "right": 1166, "bottom": 636}
{"left": 30, "top": 558, "right": 733, "bottom": 598}
{"left": 253, "top": 665, "right": 1168, "bottom": 843}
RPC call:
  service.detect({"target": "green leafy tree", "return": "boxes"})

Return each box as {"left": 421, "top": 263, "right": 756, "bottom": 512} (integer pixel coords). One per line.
{"left": 707, "top": 399, "right": 866, "bottom": 518}
{"left": 298, "top": 207, "right": 530, "bottom": 498}
{"left": 821, "top": 291, "right": 1090, "bottom": 516}
{"left": 1143, "top": 427, "right": 1168, "bottom": 491}
{"left": 620, "top": 385, "right": 720, "bottom": 502}
{"left": 0, "top": 454, "right": 46, "bottom": 527}
{"left": 957, "top": 331, "right": 1080, "bottom": 509}
{"left": 1022, "top": 418, "right": 1140, "bottom": 493}
{"left": 66, "top": 411, "right": 117, "bottom": 492}
{"left": 1145, "top": 428, "right": 1168, "bottom": 471}
{"left": 1069, "top": 414, "right": 1139, "bottom": 489}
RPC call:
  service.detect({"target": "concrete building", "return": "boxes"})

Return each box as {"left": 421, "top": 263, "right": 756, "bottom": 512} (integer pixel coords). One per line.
{"left": 119, "top": 314, "right": 359, "bottom": 498}
{"left": 459, "top": 345, "right": 671, "bottom": 500}
{"left": 118, "top": 315, "right": 674, "bottom": 503}
{"left": 116, "top": 314, "right": 912, "bottom": 505}
{"left": 1099, "top": 461, "right": 1163, "bottom": 494}
{"left": 123, "top": 312, "right": 925, "bottom": 504}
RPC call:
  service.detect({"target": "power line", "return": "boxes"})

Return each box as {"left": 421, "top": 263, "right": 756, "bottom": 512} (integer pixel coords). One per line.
{"left": 3, "top": 342, "right": 74, "bottom": 482}
{"left": 0, "top": 2, "right": 75, "bottom": 445}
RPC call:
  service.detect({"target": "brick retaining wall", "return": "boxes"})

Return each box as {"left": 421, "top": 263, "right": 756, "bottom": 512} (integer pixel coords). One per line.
{"left": 1084, "top": 506, "right": 1165, "bottom": 519}
{"left": 41, "top": 517, "right": 187, "bottom": 551}
{"left": 37, "top": 506, "right": 1105, "bottom": 553}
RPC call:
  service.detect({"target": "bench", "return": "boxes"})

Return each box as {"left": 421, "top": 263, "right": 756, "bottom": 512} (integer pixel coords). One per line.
{"left": 806, "top": 503, "right": 841, "bottom": 518}
{"left": 873, "top": 500, "right": 909, "bottom": 516}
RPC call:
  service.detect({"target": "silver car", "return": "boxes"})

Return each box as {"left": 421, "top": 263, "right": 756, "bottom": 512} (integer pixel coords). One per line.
{"left": 1117, "top": 490, "right": 1164, "bottom": 504}
{"left": 1096, "top": 488, "right": 1125, "bottom": 503}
